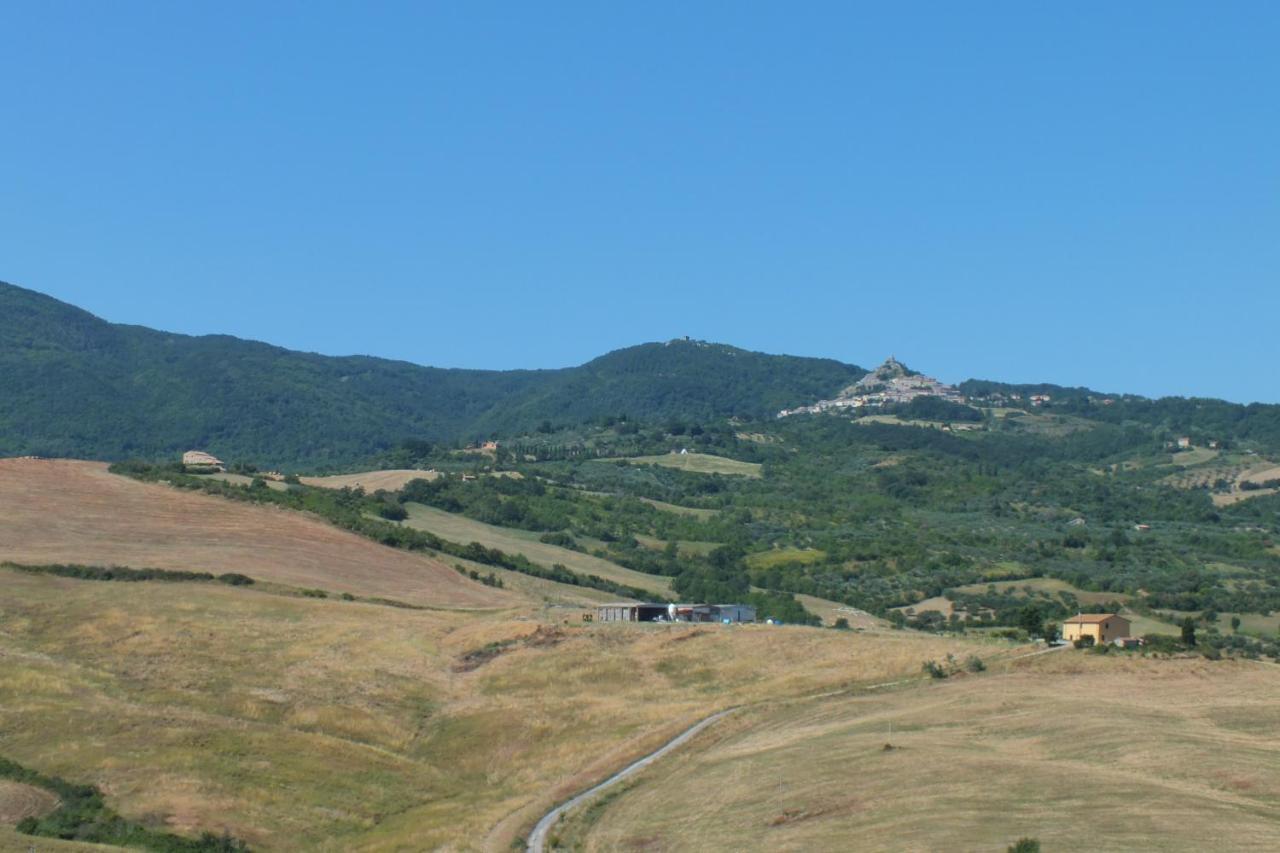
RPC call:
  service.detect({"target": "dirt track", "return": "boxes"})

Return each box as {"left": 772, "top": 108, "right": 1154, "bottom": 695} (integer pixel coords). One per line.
{"left": 0, "top": 458, "right": 511, "bottom": 608}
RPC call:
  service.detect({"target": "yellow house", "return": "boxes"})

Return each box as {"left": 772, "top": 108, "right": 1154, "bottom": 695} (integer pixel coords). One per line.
{"left": 1062, "top": 613, "right": 1130, "bottom": 645}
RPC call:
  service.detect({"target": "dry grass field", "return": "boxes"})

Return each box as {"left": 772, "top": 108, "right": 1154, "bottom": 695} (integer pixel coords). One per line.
{"left": 399, "top": 503, "right": 675, "bottom": 598}
{"left": 299, "top": 469, "right": 440, "bottom": 492}
{"left": 0, "top": 780, "right": 58, "bottom": 825}
{"left": 0, "top": 567, "right": 985, "bottom": 851}
{"left": 555, "top": 653, "right": 1280, "bottom": 852}
{"left": 604, "top": 453, "right": 763, "bottom": 478}
{"left": 637, "top": 497, "right": 718, "bottom": 519}
{"left": 953, "top": 576, "right": 1133, "bottom": 607}
{"left": 1159, "top": 455, "right": 1280, "bottom": 506}
{"left": 0, "top": 458, "right": 508, "bottom": 608}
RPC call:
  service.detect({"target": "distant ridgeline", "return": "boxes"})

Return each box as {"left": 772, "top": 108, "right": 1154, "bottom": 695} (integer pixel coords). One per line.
{"left": 3, "top": 279, "right": 1280, "bottom": 467}
{"left": 0, "top": 281, "right": 862, "bottom": 467}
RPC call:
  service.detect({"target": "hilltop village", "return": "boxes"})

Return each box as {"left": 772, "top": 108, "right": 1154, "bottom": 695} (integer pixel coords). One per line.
{"left": 778, "top": 356, "right": 965, "bottom": 417}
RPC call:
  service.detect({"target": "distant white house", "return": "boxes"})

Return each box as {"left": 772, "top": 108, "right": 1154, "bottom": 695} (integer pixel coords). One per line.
{"left": 182, "top": 450, "right": 224, "bottom": 471}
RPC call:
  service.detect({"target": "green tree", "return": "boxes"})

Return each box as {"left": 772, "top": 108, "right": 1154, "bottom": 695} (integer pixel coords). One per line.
{"left": 1181, "top": 617, "right": 1197, "bottom": 647}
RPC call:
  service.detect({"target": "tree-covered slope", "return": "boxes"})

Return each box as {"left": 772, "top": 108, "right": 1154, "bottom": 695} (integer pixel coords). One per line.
{"left": 0, "top": 282, "right": 863, "bottom": 466}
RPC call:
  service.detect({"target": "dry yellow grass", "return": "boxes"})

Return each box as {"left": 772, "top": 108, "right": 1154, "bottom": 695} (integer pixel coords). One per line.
{"left": 0, "top": 568, "right": 987, "bottom": 851}
{"left": 299, "top": 469, "right": 440, "bottom": 492}
{"left": 399, "top": 503, "right": 674, "bottom": 598}
{"left": 0, "top": 458, "right": 508, "bottom": 608}
{"left": 954, "top": 576, "right": 1133, "bottom": 607}
{"left": 605, "top": 453, "right": 763, "bottom": 478}
{"left": 0, "top": 780, "right": 58, "bottom": 825}
{"left": 558, "top": 653, "right": 1280, "bottom": 852}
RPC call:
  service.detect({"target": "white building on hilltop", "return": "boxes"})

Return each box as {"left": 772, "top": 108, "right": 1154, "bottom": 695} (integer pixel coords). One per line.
{"left": 182, "top": 450, "right": 224, "bottom": 471}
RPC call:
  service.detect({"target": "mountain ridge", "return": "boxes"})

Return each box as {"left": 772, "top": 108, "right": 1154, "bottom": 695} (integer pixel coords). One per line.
{"left": 0, "top": 281, "right": 865, "bottom": 466}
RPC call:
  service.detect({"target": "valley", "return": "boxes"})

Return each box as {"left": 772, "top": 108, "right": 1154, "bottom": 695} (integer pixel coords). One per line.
{"left": 2, "top": 283, "right": 1279, "bottom": 851}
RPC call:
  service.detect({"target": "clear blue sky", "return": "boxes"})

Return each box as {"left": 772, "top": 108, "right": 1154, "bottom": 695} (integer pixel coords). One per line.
{"left": 2, "top": 3, "right": 1277, "bottom": 402}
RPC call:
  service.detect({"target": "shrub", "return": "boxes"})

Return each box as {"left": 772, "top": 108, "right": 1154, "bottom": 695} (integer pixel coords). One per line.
{"left": 965, "top": 655, "right": 986, "bottom": 672}
{"left": 1008, "top": 839, "right": 1041, "bottom": 853}
{"left": 378, "top": 503, "right": 409, "bottom": 522}
{"left": 832, "top": 617, "right": 851, "bottom": 630}
{"left": 922, "top": 660, "right": 949, "bottom": 679}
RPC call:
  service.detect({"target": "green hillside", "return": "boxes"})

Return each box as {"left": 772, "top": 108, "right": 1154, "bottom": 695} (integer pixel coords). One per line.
{"left": 0, "top": 282, "right": 863, "bottom": 467}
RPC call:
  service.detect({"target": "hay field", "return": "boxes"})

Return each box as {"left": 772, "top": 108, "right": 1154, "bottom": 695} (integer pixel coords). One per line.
{"left": 300, "top": 469, "right": 440, "bottom": 492}
{"left": 557, "top": 653, "right": 1280, "bottom": 852}
{"left": 0, "top": 780, "right": 58, "bottom": 825}
{"left": 0, "top": 568, "right": 984, "bottom": 850}
{"left": 399, "top": 503, "right": 674, "bottom": 598}
{"left": 0, "top": 458, "right": 507, "bottom": 609}
{"left": 606, "top": 453, "right": 763, "bottom": 478}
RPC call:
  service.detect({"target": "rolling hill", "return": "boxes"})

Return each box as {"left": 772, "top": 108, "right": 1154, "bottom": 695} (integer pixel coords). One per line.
{"left": 0, "top": 281, "right": 864, "bottom": 467}
{"left": 0, "top": 457, "right": 509, "bottom": 608}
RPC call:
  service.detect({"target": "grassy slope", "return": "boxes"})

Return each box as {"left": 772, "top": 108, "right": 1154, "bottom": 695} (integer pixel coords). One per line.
{"left": 0, "top": 569, "right": 982, "bottom": 851}
{"left": 606, "top": 453, "right": 763, "bottom": 478}
{"left": 300, "top": 470, "right": 441, "bottom": 491}
{"left": 398, "top": 503, "right": 674, "bottom": 598}
{"left": 559, "top": 654, "right": 1280, "bottom": 852}
{"left": 0, "top": 459, "right": 509, "bottom": 609}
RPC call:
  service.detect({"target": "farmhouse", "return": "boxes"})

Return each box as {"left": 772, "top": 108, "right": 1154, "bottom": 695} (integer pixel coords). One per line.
{"left": 182, "top": 450, "right": 224, "bottom": 471}
{"left": 1062, "top": 613, "right": 1130, "bottom": 645}
{"left": 596, "top": 603, "right": 756, "bottom": 624}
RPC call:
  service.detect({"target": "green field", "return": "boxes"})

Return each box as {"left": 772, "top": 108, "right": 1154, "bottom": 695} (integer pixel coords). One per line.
{"left": 604, "top": 453, "right": 763, "bottom": 478}
{"left": 398, "top": 503, "right": 674, "bottom": 598}
{"left": 638, "top": 497, "right": 719, "bottom": 519}
{"left": 745, "top": 547, "right": 827, "bottom": 570}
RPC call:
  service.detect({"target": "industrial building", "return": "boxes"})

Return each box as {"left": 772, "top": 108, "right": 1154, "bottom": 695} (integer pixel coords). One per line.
{"left": 595, "top": 603, "right": 756, "bottom": 624}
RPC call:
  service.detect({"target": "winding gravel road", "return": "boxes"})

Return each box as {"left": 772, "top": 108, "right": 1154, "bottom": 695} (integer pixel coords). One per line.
{"left": 526, "top": 708, "right": 737, "bottom": 852}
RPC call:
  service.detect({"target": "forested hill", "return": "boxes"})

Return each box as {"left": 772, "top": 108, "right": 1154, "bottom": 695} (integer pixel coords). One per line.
{"left": 0, "top": 282, "right": 864, "bottom": 467}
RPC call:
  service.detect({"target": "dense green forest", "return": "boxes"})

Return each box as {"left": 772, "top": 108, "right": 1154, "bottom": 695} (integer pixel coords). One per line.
{"left": 0, "top": 281, "right": 863, "bottom": 466}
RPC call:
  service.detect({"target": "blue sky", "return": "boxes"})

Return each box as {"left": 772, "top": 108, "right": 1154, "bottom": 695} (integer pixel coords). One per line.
{"left": 2, "top": 2, "right": 1277, "bottom": 402}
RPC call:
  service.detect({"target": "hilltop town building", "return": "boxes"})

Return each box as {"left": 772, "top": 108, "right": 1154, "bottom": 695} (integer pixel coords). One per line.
{"left": 1062, "top": 613, "right": 1130, "bottom": 645}
{"left": 777, "top": 357, "right": 966, "bottom": 418}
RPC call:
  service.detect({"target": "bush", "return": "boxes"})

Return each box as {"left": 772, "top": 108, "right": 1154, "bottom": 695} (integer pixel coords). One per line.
{"left": 832, "top": 617, "right": 851, "bottom": 630}
{"left": 922, "top": 660, "right": 949, "bottom": 679}
{"left": 965, "top": 655, "right": 986, "bottom": 672}
{"left": 379, "top": 503, "right": 409, "bottom": 521}
{"left": 1008, "top": 839, "right": 1041, "bottom": 853}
